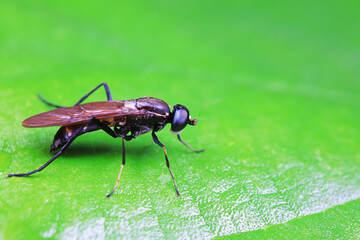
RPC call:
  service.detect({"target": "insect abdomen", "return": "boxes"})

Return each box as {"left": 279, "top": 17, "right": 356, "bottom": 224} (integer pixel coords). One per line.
{"left": 51, "top": 126, "right": 73, "bottom": 152}
{"left": 50, "top": 123, "right": 101, "bottom": 152}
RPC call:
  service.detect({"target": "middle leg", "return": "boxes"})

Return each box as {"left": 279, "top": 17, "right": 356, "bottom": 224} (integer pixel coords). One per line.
{"left": 106, "top": 138, "right": 126, "bottom": 198}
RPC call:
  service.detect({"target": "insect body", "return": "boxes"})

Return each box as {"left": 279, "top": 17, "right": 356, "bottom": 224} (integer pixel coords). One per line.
{"left": 7, "top": 83, "right": 204, "bottom": 197}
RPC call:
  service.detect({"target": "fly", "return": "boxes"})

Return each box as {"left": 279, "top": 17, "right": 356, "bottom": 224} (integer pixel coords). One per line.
{"left": 7, "top": 82, "right": 204, "bottom": 198}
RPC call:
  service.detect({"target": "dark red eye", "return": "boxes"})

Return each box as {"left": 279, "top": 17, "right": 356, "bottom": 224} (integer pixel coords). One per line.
{"left": 171, "top": 105, "right": 189, "bottom": 134}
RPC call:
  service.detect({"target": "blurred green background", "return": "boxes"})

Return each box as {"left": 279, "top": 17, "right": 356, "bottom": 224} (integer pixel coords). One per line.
{"left": 1, "top": 0, "right": 360, "bottom": 239}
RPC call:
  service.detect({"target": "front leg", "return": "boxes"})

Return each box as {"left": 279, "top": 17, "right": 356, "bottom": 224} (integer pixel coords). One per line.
{"left": 177, "top": 134, "right": 205, "bottom": 153}
{"left": 152, "top": 131, "right": 180, "bottom": 196}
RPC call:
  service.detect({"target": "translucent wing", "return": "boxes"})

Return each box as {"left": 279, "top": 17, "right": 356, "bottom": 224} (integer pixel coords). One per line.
{"left": 22, "top": 101, "right": 140, "bottom": 128}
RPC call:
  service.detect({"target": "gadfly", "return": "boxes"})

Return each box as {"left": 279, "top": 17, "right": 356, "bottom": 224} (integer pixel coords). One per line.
{"left": 7, "top": 83, "right": 204, "bottom": 197}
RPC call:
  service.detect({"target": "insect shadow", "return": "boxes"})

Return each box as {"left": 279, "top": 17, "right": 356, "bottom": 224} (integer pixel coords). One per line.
{"left": 59, "top": 142, "right": 153, "bottom": 159}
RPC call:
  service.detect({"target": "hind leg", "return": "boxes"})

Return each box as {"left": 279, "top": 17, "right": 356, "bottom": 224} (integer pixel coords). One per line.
{"left": 7, "top": 127, "right": 82, "bottom": 177}
{"left": 38, "top": 82, "right": 113, "bottom": 108}
{"left": 8, "top": 117, "right": 118, "bottom": 177}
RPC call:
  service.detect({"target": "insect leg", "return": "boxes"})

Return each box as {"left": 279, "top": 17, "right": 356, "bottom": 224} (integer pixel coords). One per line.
{"left": 177, "top": 134, "right": 205, "bottom": 153}
{"left": 7, "top": 125, "right": 86, "bottom": 177}
{"left": 73, "top": 82, "right": 112, "bottom": 106}
{"left": 37, "top": 82, "right": 113, "bottom": 109}
{"left": 8, "top": 117, "right": 117, "bottom": 178}
{"left": 38, "top": 94, "right": 65, "bottom": 108}
{"left": 90, "top": 117, "right": 117, "bottom": 138}
{"left": 106, "top": 138, "right": 126, "bottom": 198}
{"left": 89, "top": 118, "right": 128, "bottom": 198}
{"left": 152, "top": 131, "right": 180, "bottom": 196}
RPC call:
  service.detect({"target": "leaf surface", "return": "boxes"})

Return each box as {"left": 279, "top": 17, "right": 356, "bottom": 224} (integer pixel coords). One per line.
{"left": 0, "top": 0, "right": 359, "bottom": 239}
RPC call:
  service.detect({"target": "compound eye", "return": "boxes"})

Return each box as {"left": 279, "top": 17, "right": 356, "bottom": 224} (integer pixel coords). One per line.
{"left": 171, "top": 105, "right": 189, "bottom": 134}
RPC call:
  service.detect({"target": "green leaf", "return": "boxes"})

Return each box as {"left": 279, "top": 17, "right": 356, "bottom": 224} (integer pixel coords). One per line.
{"left": 216, "top": 198, "right": 360, "bottom": 239}
{"left": 1, "top": 0, "right": 359, "bottom": 239}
